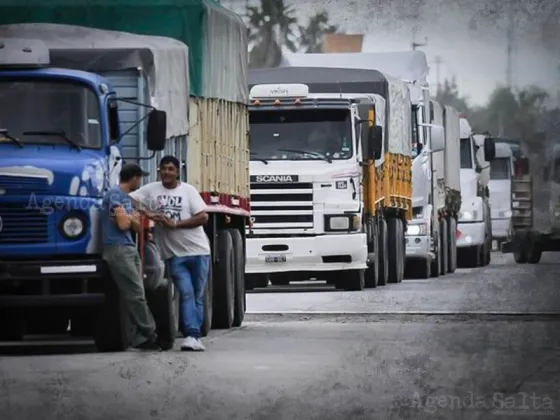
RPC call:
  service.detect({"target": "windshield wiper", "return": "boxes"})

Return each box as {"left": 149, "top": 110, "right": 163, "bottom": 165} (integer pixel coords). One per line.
{"left": 0, "top": 128, "right": 24, "bottom": 148}
{"left": 23, "top": 130, "right": 81, "bottom": 151}
{"left": 277, "top": 148, "right": 332, "bottom": 163}
{"left": 250, "top": 152, "right": 268, "bottom": 164}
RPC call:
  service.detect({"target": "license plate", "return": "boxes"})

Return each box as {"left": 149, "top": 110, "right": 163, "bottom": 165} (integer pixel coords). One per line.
{"left": 265, "top": 254, "right": 286, "bottom": 263}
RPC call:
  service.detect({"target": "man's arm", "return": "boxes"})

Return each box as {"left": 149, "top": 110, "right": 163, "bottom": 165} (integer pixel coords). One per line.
{"left": 172, "top": 185, "right": 209, "bottom": 229}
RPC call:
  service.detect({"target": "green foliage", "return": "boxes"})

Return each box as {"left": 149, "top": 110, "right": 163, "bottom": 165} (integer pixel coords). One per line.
{"left": 246, "top": 0, "right": 339, "bottom": 68}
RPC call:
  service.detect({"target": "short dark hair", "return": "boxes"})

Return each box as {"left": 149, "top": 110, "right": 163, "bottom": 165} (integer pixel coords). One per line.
{"left": 120, "top": 163, "right": 149, "bottom": 182}
{"left": 160, "top": 155, "right": 180, "bottom": 170}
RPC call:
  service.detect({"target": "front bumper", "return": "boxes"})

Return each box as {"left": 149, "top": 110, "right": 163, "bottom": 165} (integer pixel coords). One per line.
{"left": 405, "top": 235, "right": 431, "bottom": 259}
{"left": 491, "top": 217, "right": 511, "bottom": 240}
{"left": 457, "top": 221, "right": 485, "bottom": 247}
{"left": 0, "top": 258, "right": 106, "bottom": 307}
{"left": 246, "top": 233, "right": 368, "bottom": 273}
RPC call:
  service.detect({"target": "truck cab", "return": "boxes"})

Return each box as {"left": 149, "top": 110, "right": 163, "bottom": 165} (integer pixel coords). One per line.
{"left": 0, "top": 38, "right": 167, "bottom": 348}
{"left": 456, "top": 117, "right": 495, "bottom": 267}
{"left": 488, "top": 142, "right": 514, "bottom": 245}
{"left": 246, "top": 83, "right": 382, "bottom": 290}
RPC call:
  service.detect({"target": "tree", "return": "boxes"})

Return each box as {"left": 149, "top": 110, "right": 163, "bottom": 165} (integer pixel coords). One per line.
{"left": 298, "top": 11, "right": 338, "bottom": 53}
{"left": 434, "top": 77, "right": 470, "bottom": 114}
{"left": 247, "top": 0, "right": 299, "bottom": 68}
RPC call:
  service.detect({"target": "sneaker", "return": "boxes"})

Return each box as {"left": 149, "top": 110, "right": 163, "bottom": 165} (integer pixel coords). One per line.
{"left": 195, "top": 338, "right": 205, "bottom": 351}
{"left": 131, "top": 339, "right": 162, "bottom": 352}
{"left": 180, "top": 336, "right": 204, "bottom": 351}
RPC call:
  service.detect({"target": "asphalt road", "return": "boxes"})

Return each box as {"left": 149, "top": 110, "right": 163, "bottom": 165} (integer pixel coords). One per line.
{"left": 1, "top": 252, "right": 559, "bottom": 420}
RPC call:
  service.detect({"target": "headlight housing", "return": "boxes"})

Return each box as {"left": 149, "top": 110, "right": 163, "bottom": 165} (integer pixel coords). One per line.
{"left": 59, "top": 213, "right": 86, "bottom": 240}
{"left": 406, "top": 223, "right": 428, "bottom": 236}
{"left": 325, "top": 214, "right": 361, "bottom": 232}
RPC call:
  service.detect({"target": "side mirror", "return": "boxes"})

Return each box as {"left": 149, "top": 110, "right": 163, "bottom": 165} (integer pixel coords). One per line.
{"left": 484, "top": 136, "right": 496, "bottom": 161}
{"left": 107, "top": 99, "right": 120, "bottom": 142}
{"left": 366, "top": 125, "right": 383, "bottom": 160}
{"left": 430, "top": 125, "right": 445, "bottom": 152}
{"left": 146, "top": 110, "right": 167, "bottom": 151}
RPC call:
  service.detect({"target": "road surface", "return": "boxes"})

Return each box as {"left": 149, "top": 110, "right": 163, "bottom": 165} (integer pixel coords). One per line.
{"left": 1, "top": 252, "right": 559, "bottom": 420}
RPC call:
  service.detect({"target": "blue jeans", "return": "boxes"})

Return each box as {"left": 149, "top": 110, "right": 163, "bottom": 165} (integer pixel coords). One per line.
{"left": 167, "top": 255, "right": 210, "bottom": 339}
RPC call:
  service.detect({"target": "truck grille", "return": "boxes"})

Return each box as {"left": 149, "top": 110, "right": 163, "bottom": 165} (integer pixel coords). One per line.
{"left": 0, "top": 204, "right": 50, "bottom": 244}
{"left": 0, "top": 175, "right": 50, "bottom": 193}
{"left": 250, "top": 182, "right": 314, "bottom": 232}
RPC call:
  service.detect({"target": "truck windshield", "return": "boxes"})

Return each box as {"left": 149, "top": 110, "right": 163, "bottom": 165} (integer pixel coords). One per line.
{"left": 0, "top": 79, "right": 101, "bottom": 149}
{"left": 490, "top": 158, "right": 511, "bottom": 180}
{"left": 249, "top": 108, "right": 353, "bottom": 161}
{"left": 460, "top": 138, "right": 473, "bottom": 169}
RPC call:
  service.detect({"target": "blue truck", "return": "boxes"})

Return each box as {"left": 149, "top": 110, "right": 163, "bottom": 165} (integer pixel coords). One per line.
{"left": 0, "top": 37, "right": 182, "bottom": 350}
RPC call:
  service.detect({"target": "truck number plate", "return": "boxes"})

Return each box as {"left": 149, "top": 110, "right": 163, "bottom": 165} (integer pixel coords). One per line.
{"left": 265, "top": 254, "right": 286, "bottom": 263}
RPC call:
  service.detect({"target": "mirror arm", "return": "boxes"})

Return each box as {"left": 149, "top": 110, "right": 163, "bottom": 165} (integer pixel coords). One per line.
{"left": 111, "top": 97, "right": 158, "bottom": 142}
{"left": 115, "top": 150, "right": 157, "bottom": 163}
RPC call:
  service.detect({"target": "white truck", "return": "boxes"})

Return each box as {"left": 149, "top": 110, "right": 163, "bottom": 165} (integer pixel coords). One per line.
{"left": 284, "top": 51, "right": 459, "bottom": 279}
{"left": 489, "top": 142, "right": 514, "bottom": 247}
{"left": 246, "top": 66, "right": 414, "bottom": 290}
{"left": 456, "top": 117, "right": 496, "bottom": 267}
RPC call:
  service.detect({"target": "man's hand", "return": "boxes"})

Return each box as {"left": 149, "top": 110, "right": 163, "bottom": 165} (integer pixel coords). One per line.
{"left": 158, "top": 216, "right": 176, "bottom": 229}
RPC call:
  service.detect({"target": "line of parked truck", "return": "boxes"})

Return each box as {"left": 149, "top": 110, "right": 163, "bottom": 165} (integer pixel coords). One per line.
{"left": 0, "top": 1, "right": 558, "bottom": 351}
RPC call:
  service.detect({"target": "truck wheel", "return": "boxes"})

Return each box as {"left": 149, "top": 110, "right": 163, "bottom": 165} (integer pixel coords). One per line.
{"left": 387, "top": 218, "right": 403, "bottom": 283}
{"left": 342, "top": 269, "right": 365, "bottom": 291}
{"left": 447, "top": 217, "right": 457, "bottom": 273}
{"left": 377, "top": 218, "right": 389, "bottom": 286}
{"left": 430, "top": 232, "right": 441, "bottom": 277}
{"left": 70, "top": 309, "right": 96, "bottom": 337}
{"left": 513, "top": 231, "right": 528, "bottom": 263}
{"left": 398, "top": 220, "right": 405, "bottom": 282}
{"left": 527, "top": 247, "right": 542, "bottom": 264}
{"left": 227, "top": 229, "right": 246, "bottom": 328}
{"left": 200, "top": 263, "right": 213, "bottom": 337}
{"left": 365, "top": 236, "right": 379, "bottom": 288}
{"left": 145, "top": 277, "right": 178, "bottom": 350}
{"left": 439, "top": 219, "right": 448, "bottom": 275}
{"left": 484, "top": 239, "right": 492, "bottom": 265}
{"left": 94, "top": 271, "right": 128, "bottom": 352}
{"left": 0, "top": 310, "right": 25, "bottom": 341}
{"left": 212, "top": 229, "right": 235, "bottom": 329}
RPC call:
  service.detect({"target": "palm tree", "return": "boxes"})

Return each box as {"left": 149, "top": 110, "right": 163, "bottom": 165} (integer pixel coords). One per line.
{"left": 298, "top": 11, "right": 338, "bottom": 53}
{"left": 246, "top": 0, "right": 299, "bottom": 68}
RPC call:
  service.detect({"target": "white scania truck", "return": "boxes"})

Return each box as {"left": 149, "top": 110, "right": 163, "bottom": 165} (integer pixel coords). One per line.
{"left": 246, "top": 66, "right": 413, "bottom": 290}
{"left": 285, "top": 51, "right": 460, "bottom": 279}
{"left": 457, "top": 117, "right": 496, "bottom": 267}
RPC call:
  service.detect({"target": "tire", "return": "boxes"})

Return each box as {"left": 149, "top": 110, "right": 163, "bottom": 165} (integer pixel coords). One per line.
{"left": 70, "top": 309, "right": 96, "bottom": 337}
{"left": 431, "top": 231, "right": 441, "bottom": 277}
{"left": 228, "top": 228, "right": 246, "bottom": 328}
{"left": 513, "top": 231, "right": 528, "bottom": 264}
{"left": 377, "top": 218, "right": 389, "bottom": 286}
{"left": 365, "top": 229, "right": 379, "bottom": 288}
{"left": 212, "top": 229, "right": 235, "bottom": 329}
{"left": 145, "top": 277, "right": 178, "bottom": 350}
{"left": 200, "top": 262, "right": 213, "bottom": 337}
{"left": 94, "top": 269, "right": 128, "bottom": 352}
{"left": 387, "top": 218, "right": 402, "bottom": 284}
{"left": 447, "top": 217, "right": 457, "bottom": 273}
{"left": 342, "top": 269, "right": 365, "bottom": 291}
{"left": 0, "top": 309, "right": 25, "bottom": 341}
{"left": 439, "top": 219, "right": 448, "bottom": 275}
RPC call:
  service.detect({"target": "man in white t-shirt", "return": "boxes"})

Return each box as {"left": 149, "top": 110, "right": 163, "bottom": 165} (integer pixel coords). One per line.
{"left": 130, "top": 155, "right": 210, "bottom": 351}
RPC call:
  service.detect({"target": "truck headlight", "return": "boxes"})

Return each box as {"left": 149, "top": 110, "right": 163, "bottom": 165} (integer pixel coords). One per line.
{"left": 59, "top": 214, "right": 86, "bottom": 239}
{"left": 325, "top": 214, "right": 360, "bottom": 231}
{"left": 406, "top": 223, "right": 427, "bottom": 236}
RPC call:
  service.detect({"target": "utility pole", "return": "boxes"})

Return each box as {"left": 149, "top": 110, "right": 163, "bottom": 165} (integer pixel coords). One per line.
{"left": 506, "top": 3, "right": 515, "bottom": 89}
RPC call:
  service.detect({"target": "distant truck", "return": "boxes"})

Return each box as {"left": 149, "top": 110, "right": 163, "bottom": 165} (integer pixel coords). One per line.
{"left": 284, "top": 51, "right": 458, "bottom": 279}
{"left": 501, "top": 143, "right": 560, "bottom": 262}
{"left": 488, "top": 142, "right": 514, "bottom": 247}
{"left": 246, "top": 66, "right": 413, "bottom": 290}
{"left": 456, "top": 116, "right": 496, "bottom": 267}
{"left": 0, "top": 16, "right": 249, "bottom": 348}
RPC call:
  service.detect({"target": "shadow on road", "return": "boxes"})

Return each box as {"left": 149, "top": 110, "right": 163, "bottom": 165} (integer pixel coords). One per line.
{"left": 248, "top": 281, "right": 336, "bottom": 294}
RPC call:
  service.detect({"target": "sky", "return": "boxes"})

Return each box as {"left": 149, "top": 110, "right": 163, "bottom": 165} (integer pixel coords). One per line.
{"left": 223, "top": 0, "right": 560, "bottom": 108}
